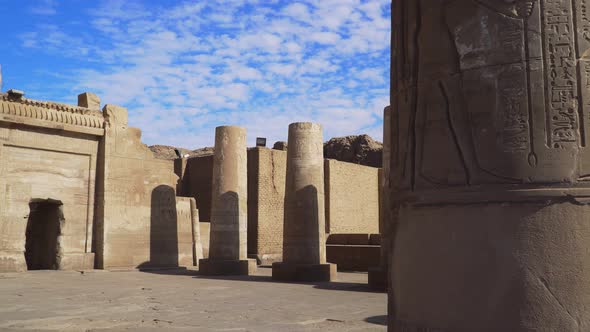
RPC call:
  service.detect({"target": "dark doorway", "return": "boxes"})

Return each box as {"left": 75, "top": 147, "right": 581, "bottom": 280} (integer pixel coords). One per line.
{"left": 25, "top": 199, "right": 64, "bottom": 270}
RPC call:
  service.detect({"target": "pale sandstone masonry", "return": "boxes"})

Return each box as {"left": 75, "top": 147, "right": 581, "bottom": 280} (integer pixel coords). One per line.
{"left": 247, "top": 147, "right": 286, "bottom": 265}
{"left": 96, "top": 104, "right": 179, "bottom": 269}
{"left": 200, "top": 126, "right": 256, "bottom": 275}
{"left": 272, "top": 122, "right": 336, "bottom": 282}
{"left": 178, "top": 147, "right": 380, "bottom": 266}
{"left": 176, "top": 197, "right": 202, "bottom": 267}
{"left": 0, "top": 92, "right": 102, "bottom": 272}
{"left": 0, "top": 91, "right": 199, "bottom": 272}
{"left": 389, "top": 1, "right": 590, "bottom": 330}
{"left": 324, "top": 159, "right": 379, "bottom": 234}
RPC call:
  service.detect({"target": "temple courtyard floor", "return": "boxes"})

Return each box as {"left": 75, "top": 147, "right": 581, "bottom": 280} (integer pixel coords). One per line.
{"left": 0, "top": 266, "right": 387, "bottom": 331}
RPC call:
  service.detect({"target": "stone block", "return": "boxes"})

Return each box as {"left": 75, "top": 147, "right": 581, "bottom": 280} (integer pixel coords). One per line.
{"left": 326, "top": 244, "right": 380, "bottom": 271}
{"left": 369, "top": 234, "right": 381, "bottom": 245}
{"left": 199, "top": 258, "right": 257, "bottom": 276}
{"left": 77, "top": 92, "right": 100, "bottom": 110}
{"left": 326, "top": 233, "right": 370, "bottom": 245}
{"left": 0, "top": 251, "right": 27, "bottom": 272}
{"left": 271, "top": 262, "right": 336, "bottom": 282}
{"left": 59, "top": 253, "right": 95, "bottom": 270}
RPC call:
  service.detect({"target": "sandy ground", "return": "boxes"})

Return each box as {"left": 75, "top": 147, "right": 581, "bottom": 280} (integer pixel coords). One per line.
{"left": 0, "top": 267, "right": 387, "bottom": 331}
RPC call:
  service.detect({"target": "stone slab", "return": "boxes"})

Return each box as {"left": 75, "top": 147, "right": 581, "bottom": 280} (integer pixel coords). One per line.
{"left": 326, "top": 245, "right": 380, "bottom": 272}
{"left": 326, "top": 234, "right": 370, "bottom": 245}
{"left": 272, "top": 262, "right": 337, "bottom": 282}
{"left": 199, "top": 258, "right": 257, "bottom": 276}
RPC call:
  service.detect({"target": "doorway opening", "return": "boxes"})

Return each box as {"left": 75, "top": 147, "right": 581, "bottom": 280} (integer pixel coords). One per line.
{"left": 25, "top": 199, "right": 64, "bottom": 270}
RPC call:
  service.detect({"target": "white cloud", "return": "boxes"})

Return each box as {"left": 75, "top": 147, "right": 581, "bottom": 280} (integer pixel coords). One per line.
{"left": 18, "top": 0, "right": 390, "bottom": 147}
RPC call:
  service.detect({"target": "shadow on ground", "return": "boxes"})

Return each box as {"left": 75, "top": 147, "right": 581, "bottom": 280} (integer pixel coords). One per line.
{"left": 138, "top": 266, "right": 380, "bottom": 293}
{"left": 365, "top": 315, "right": 388, "bottom": 325}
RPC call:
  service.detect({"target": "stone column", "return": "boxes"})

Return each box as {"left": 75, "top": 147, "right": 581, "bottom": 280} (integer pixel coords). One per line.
{"left": 368, "top": 105, "right": 391, "bottom": 291}
{"left": 272, "top": 122, "right": 336, "bottom": 282}
{"left": 389, "top": 1, "right": 590, "bottom": 330}
{"left": 199, "top": 126, "right": 256, "bottom": 275}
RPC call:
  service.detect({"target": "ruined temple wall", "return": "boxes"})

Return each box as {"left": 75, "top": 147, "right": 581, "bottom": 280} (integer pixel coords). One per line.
{"left": 179, "top": 155, "right": 213, "bottom": 222}
{"left": 324, "top": 159, "right": 380, "bottom": 234}
{"left": 247, "top": 148, "right": 286, "bottom": 264}
{"left": 177, "top": 148, "right": 381, "bottom": 265}
{"left": 97, "top": 105, "right": 180, "bottom": 269}
{"left": 0, "top": 96, "right": 102, "bottom": 272}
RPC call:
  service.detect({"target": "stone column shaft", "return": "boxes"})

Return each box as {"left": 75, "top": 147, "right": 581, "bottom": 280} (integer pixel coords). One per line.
{"left": 389, "top": 0, "right": 590, "bottom": 330}
{"left": 272, "top": 122, "right": 336, "bottom": 282}
{"left": 199, "top": 126, "right": 255, "bottom": 275}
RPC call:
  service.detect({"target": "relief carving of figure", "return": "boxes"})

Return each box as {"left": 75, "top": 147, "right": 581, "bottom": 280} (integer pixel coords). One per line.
{"left": 391, "top": 0, "right": 580, "bottom": 190}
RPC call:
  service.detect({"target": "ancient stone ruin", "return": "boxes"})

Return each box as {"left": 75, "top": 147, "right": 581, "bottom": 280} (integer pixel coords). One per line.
{"left": 0, "top": 89, "right": 383, "bottom": 277}
{"left": 389, "top": 0, "right": 590, "bottom": 330}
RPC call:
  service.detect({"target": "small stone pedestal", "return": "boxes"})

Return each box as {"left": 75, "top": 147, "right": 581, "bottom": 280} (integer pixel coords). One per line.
{"left": 199, "top": 258, "right": 257, "bottom": 276}
{"left": 272, "top": 262, "right": 336, "bottom": 282}
{"left": 199, "top": 126, "right": 255, "bottom": 276}
{"left": 272, "top": 122, "right": 336, "bottom": 282}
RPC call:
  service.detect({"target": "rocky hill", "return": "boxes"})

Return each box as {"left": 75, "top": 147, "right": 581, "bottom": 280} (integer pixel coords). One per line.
{"left": 323, "top": 134, "right": 383, "bottom": 168}
{"left": 149, "top": 145, "right": 214, "bottom": 160}
{"left": 150, "top": 134, "right": 383, "bottom": 167}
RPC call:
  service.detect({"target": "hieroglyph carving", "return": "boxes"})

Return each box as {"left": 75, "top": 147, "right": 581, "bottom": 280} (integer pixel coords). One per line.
{"left": 391, "top": 0, "right": 590, "bottom": 192}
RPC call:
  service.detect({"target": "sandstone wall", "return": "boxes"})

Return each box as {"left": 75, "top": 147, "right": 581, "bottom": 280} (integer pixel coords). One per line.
{"left": 324, "top": 159, "right": 380, "bottom": 234}
{"left": 247, "top": 148, "right": 286, "bottom": 264}
{"left": 96, "top": 105, "right": 179, "bottom": 269}
{"left": 0, "top": 94, "right": 103, "bottom": 272}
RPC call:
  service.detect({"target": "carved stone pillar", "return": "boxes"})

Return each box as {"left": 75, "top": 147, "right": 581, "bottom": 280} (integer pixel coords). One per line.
{"left": 272, "top": 122, "right": 336, "bottom": 282}
{"left": 199, "top": 126, "right": 256, "bottom": 275}
{"left": 389, "top": 0, "right": 590, "bottom": 330}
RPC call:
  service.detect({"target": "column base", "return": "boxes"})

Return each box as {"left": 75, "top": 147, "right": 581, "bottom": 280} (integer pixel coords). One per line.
{"left": 198, "top": 258, "right": 257, "bottom": 276}
{"left": 368, "top": 266, "right": 388, "bottom": 291}
{"left": 271, "top": 262, "right": 337, "bottom": 282}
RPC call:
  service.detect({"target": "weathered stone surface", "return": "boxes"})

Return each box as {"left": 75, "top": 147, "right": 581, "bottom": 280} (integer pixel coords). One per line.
{"left": 272, "top": 122, "right": 336, "bottom": 281}
{"left": 77, "top": 92, "right": 100, "bottom": 110}
{"left": 272, "top": 141, "right": 288, "bottom": 151}
{"left": 324, "top": 134, "right": 382, "bottom": 168}
{"left": 0, "top": 94, "right": 101, "bottom": 272}
{"left": 247, "top": 147, "right": 287, "bottom": 265}
{"left": 0, "top": 91, "right": 195, "bottom": 272}
{"left": 389, "top": 1, "right": 590, "bottom": 330}
{"left": 369, "top": 106, "right": 391, "bottom": 291}
{"left": 200, "top": 126, "right": 255, "bottom": 275}
{"left": 324, "top": 159, "right": 380, "bottom": 235}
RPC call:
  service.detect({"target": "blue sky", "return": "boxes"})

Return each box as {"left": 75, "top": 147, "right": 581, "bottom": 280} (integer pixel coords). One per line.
{"left": 0, "top": 0, "right": 390, "bottom": 148}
